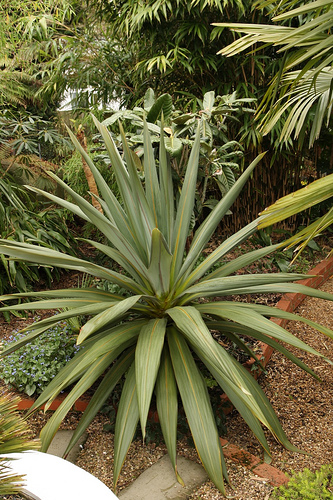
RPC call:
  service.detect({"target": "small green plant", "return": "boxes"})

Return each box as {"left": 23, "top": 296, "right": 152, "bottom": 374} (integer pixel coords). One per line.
{"left": 0, "top": 392, "right": 39, "bottom": 497}
{"left": 0, "top": 321, "right": 82, "bottom": 396}
{"left": 270, "top": 464, "right": 333, "bottom": 499}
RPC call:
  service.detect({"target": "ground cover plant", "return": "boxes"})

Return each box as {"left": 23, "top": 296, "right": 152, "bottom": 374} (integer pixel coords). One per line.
{"left": 270, "top": 464, "right": 333, "bottom": 500}
{"left": 0, "top": 118, "right": 333, "bottom": 495}
{"left": 0, "top": 320, "right": 81, "bottom": 396}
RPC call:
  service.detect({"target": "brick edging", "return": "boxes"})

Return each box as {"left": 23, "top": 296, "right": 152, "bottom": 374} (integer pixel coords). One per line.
{"left": 219, "top": 438, "right": 288, "bottom": 487}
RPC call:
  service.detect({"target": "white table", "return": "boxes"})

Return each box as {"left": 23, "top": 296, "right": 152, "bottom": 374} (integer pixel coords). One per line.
{"left": 1, "top": 451, "right": 119, "bottom": 500}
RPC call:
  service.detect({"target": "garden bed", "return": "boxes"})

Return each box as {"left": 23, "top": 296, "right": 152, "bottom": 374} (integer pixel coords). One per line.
{"left": 1, "top": 254, "right": 333, "bottom": 500}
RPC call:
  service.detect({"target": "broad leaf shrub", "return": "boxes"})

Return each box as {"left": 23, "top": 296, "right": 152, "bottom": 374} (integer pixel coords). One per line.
{"left": 0, "top": 321, "right": 81, "bottom": 396}
{"left": 0, "top": 173, "right": 77, "bottom": 296}
{"left": 0, "top": 392, "right": 39, "bottom": 496}
{"left": 0, "top": 118, "right": 332, "bottom": 495}
{"left": 270, "top": 464, "right": 333, "bottom": 500}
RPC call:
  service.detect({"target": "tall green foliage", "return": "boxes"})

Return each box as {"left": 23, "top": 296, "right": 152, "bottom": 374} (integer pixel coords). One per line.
{"left": 0, "top": 393, "right": 39, "bottom": 497}
{"left": 217, "top": 0, "right": 333, "bottom": 147}
{"left": 0, "top": 119, "right": 332, "bottom": 494}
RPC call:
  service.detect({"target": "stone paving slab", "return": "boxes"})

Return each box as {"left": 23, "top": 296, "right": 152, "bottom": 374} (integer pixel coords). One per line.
{"left": 118, "top": 454, "right": 208, "bottom": 500}
{"left": 47, "top": 429, "right": 87, "bottom": 463}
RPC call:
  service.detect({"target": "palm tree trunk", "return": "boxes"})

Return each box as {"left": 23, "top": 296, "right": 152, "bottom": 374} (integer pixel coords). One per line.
{"left": 76, "top": 126, "right": 102, "bottom": 212}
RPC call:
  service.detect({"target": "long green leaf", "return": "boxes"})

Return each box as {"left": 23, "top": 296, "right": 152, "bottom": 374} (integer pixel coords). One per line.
{"left": 0, "top": 288, "right": 124, "bottom": 302}
{"left": 0, "top": 303, "right": 116, "bottom": 356}
{"left": 77, "top": 295, "right": 142, "bottom": 344}
{"left": 92, "top": 116, "right": 151, "bottom": 265}
{"left": 158, "top": 118, "right": 174, "bottom": 246}
{"left": 168, "top": 327, "right": 227, "bottom": 493}
{"left": 29, "top": 322, "right": 142, "bottom": 413}
{"left": 66, "top": 124, "right": 136, "bottom": 237}
{"left": 135, "top": 318, "right": 167, "bottom": 439}
{"left": 178, "top": 272, "right": 311, "bottom": 300}
{"left": 64, "top": 348, "right": 135, "bottom": 457}
{"left": 176, "top": 219, "right": 260, "bottom": 294}
{"left": 143, "top": 119, "right": 161, "bottom": 228}
{"left": 167, "top": 306, "right": 302, "bottom": 453}
{"left": 207, "top": 244, "right": 280, "bottom": 279}
{"left": 81, "top": 238, "right": 152, "bottom": 291}
{"left": 183, "top": 282, "right": 333, "bottom": 302}
{"left": 155, "top": 346, "right": 182, "bottom": 485}
{"left": 40, "top": 350, "right": 118, "bottom": 451}
{"left": 25, "top": 185, "right": 90, "bottom": 222}
{"left": 113, "top": 362, "right": 139, "bottom": 489}
{"left": 206, "top": 320, "right": 320, "bottom": 380}
{"left": 170, "top": 123, "right": 201, "bottom": 283}
{"left": 258, "top": 173, "right": 333, "bottom": 227}
{"left": 195, "top": 302, "right": 333, "bottom": 358}
{"left": 147, "top": 228, "right": 172, "bottom": 297}
{"left": 118, "top": 122, "right": 155, "bottom": 256}
{"left": 234, "top": 301, "right": 333, "bottom": 340}
{"left": 45, "top": 171, "right": 151, "bottom": 280}
{"left": 176, "top": 153, "right": 266, "bottom": 285}
{"left": 0, "top": 240, "right": 143, "bottom": 294}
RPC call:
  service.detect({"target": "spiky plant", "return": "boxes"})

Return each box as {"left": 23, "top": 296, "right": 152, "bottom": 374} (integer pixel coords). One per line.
{"left": 0, "top": 118, "right": 332, "bottom": 494}
{"left": 0, "top": 393, "right": 40, "bottom": 496}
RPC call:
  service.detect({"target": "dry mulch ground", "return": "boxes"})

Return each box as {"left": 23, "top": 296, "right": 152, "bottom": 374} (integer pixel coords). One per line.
{"left": 1, "top": 271, "right": 333, "bottom": 499}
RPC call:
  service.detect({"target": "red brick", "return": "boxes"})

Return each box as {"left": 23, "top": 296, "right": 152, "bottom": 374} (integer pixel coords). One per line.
{"left": 219, "top": 437, "right": 229, "bottom": 447}
{"left": 275, "top": 298, "right": 293, "bottom": 313}
{"left": 74, "top": 400, "right": 89, "bottom": 411}
{"left": 222, "top": 443, "right": 261, "bottom": 468}
{"left": 16, "top": 398, "right": 34, "bottom": 410}
{"left": 252, "top": 463, "right": 289, "bottom": 487}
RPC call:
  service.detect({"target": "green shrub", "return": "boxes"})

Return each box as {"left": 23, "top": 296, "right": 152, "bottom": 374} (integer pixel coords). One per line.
{"left": 0, "top": 321, "right": 82, "bottom": 396}
{"left": 0, "top": 174, "right": 77, "bottom": 297}
{"left": 0, "top": 392, "right": 39, "bottom": 497}
{"left": 270, "top": 465, "right": 333, "bottom": 499}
